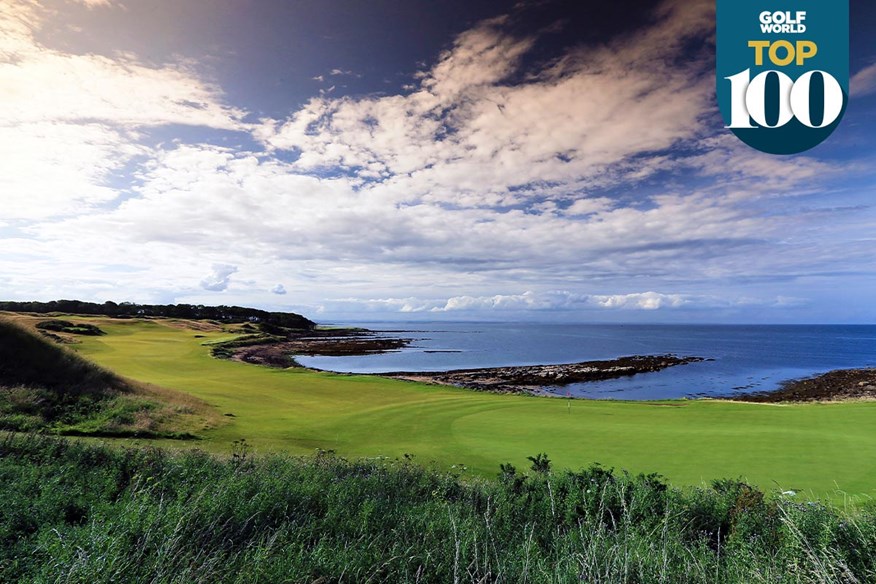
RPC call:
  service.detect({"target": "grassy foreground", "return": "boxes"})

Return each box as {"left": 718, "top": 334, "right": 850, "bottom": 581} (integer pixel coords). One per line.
{"left": 30, "top": 315, "right": 876, "bottom": 500}
{"left": 2, "top": 433, "right": 875, "bottom": 583}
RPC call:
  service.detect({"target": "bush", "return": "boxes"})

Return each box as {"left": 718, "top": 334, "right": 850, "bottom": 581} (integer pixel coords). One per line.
{"left": 35, "top": 320, "right": 106, "bottom": 336}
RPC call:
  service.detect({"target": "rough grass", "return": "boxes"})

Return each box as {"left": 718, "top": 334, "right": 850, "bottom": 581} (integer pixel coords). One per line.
{"left": 34, "top": 314, "right": 876, "bottom": 500}
{"left": 0, "top": 317, "right": 221, "bottom": 438}
{"left": 1, "top": 433, "right": 875, "bottom": 583}
{"left": 0, "top": 317, "right": 122, "bottom": 393}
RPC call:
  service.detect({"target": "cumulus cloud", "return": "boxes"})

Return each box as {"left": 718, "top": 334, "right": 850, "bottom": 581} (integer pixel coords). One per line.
{"left": 323, "top": 290, "right": 796, "bottom": 315}
{"left": 851, "top": 62, "right": 876, "bottom": 97}
{"left": 589, "top": 292, "right": 688, "bottom": 310}
{"left": 432, "top": 291, "right": 691, "bottom": 312}
{"left": 271, "top": 284, "right": 287, "bottom": 295}
{"left": 418, "top": 15, "right": 535, "bottom": 104}
{"left": 200, "top": 264, "right": 238, "bottom": 292}
{"left": 436, "top": 292, "right": 546, "bottom": 312}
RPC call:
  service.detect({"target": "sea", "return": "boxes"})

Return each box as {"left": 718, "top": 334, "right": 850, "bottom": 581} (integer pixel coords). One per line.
{"left": 296, "top": 323, "right": 876, "bottom": 400}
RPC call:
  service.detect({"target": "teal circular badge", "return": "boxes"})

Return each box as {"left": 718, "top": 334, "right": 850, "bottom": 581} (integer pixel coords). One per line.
{"left": 716, "top": 1, "right": 849, "bottom": 154}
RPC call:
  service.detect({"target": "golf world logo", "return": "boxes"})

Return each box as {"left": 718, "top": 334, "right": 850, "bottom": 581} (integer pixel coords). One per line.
{"left": 717, "top": 1, "right": 849, "bottom": 154}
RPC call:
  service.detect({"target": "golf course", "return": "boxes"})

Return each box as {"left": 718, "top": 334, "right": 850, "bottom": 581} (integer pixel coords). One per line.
{"left": 20, "top": 314, "right": 873, "bottom": 500}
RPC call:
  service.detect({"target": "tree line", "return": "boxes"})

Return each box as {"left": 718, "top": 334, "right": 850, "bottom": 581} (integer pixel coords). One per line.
{"left": 0, "top": 300, "right": 315, "bottom": 330}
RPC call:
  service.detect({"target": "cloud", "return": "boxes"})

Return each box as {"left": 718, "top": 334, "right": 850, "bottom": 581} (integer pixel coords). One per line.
{"left": 200, "top": 264, "right": 238, "bottom": 292}
{"left": 432, "top": 291, "right": 691, "bottom": 312}
{"left": 417, "top": 15, "right": 535, "bottom": 104}
{"left": 435, "top": 292, "right": 546, "bottom": 312}
{"left": 260, "top": 0, "right": 716, "bottom": 196}
{"left": 3, "top": 0, "right": 873, "bottom": 323}
{"left": 68, "top": 0, "right": 118, "bottom": 8}
{"left": 322, "top": 290, "right": 802, "bottom": 315}
{"left": 851, "top": 62, "right": 876, "bottom": 97}
{"left": 0, "top": 122, "right": 139, "bottom": 219}
{"left": 271, "top": 284, "right": 287, "bottom": 295}
{"left": 47, "top": 143, "right": 778, "bottom": 275}
{"left": 0, "top": 9, "right": 245, "bottom": 129}
{"left": 589, "top": 292, "right": 688, "bottom": 310}
{"left": 563, "top": 198, "right": 615, "bottom": 216}
{"left": 0, "top": 0, "right": 247, "bottom": 220}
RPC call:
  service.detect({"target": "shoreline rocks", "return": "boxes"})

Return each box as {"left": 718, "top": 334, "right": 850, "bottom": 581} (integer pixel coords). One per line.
{"left": 385, "top": 355, "right": 704, "bottom": 394}
{"left": 727, "top": 368, "right": 876, "bottom": 403}
{"left": 229, "top": 329, "right": 412, "bottom": 367}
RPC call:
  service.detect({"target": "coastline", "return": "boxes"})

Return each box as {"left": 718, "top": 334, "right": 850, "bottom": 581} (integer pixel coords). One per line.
{"left": 229, "top": 328, "right": 413, "bottom": 368}
{"left": 220, "top": 324, "right": 876, "bottom": 403}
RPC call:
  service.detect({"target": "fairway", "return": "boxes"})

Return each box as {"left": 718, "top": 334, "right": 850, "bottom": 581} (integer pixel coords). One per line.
{"left": 71, "top": 317, "right": 876, "bottom": 499}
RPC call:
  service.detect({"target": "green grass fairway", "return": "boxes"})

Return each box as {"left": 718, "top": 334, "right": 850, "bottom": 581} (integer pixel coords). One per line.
{"left": 70, "top": 318, "right": 876, "bottom": 499}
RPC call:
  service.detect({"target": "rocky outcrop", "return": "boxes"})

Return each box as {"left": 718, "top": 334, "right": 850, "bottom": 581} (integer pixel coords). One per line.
{"left": 387, "top": 355, "right": 704, "bottom": 394}
{"left": 229, "top": 329, "right": 411, "bottom": 367}
{"left": 730, "top": 368, "right": 876, "bottom": 402}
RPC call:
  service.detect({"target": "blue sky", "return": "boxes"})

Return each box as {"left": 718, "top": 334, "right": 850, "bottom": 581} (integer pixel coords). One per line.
{"left": 1, "top": 0, "right": 875, "bottom": 323}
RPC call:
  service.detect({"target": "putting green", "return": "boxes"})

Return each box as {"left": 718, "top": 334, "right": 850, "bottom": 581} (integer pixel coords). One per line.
{"left": 73, "top": 318, "right": 876, "bottom": 498}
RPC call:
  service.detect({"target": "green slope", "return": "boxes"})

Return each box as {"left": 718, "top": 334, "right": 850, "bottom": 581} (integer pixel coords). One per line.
{"left": 0, "top": 317, "right": 217, "bottom": 437}
{"left": 69, "top": 317, "right": 876, "bottom": 499}
{"left": 0, "top": 318, "right": 120, "bottom": 392}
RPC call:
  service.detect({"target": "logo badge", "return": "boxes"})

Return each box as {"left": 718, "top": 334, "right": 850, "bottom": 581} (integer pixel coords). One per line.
{"left": 717, "top": 1, "right": 849, "bottom": 154}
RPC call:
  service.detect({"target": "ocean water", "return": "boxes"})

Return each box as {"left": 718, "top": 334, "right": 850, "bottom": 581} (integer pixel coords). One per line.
{"left": 296, "top": 323, "right": 876, "bottom": 400}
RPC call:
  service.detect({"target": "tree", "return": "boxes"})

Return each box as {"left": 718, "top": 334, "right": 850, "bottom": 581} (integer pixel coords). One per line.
{"left": 527, "top": 453, "right": 551, "bottom": 475}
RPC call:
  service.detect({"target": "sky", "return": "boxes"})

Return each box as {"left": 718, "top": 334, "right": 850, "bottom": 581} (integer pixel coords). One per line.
{"left": 1, "top": 0, "right": 875, "bottom": 324}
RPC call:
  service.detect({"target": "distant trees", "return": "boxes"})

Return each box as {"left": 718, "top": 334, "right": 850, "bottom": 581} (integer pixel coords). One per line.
{"left": 0, "top": 300, "right": 315, "bottom": 330}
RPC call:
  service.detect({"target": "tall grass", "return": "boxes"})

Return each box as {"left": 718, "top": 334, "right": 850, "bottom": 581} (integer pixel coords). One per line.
{"left": 2, "top": 433, "right": 874, "bottom": 583}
